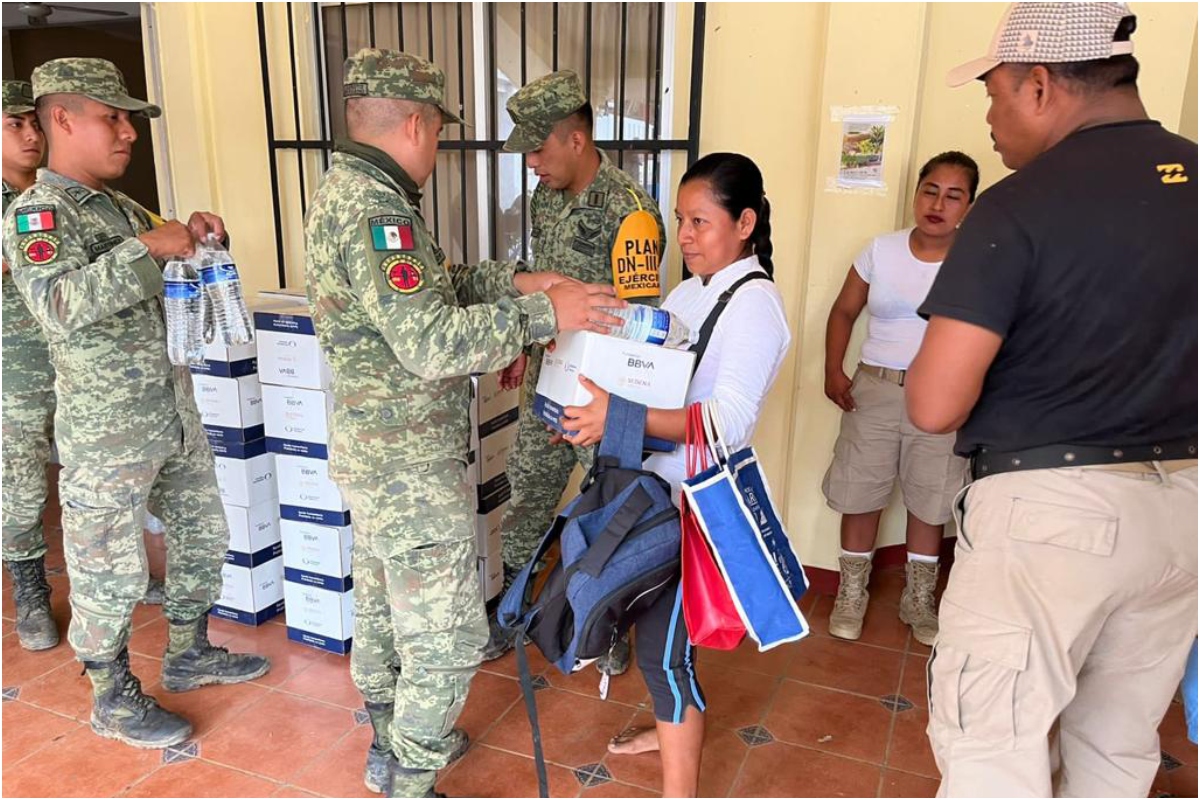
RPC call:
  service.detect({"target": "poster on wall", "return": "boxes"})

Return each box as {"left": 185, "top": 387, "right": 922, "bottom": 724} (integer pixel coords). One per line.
{"left": 837, "top": 115, "right": 890, "bottom": 189}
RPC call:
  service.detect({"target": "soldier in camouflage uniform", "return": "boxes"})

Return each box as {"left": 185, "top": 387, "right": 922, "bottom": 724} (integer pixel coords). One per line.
{"left": 484, "top": 71, "right": 667, "bottom": 673}
{"left": 303, "top": 49, "right": 623, "bottom": 798}
{"left": 2, "top": 79, "right": 59, "bottom": 652}
{"left": 3, "top": 58, "right": 270, "bottom": 749}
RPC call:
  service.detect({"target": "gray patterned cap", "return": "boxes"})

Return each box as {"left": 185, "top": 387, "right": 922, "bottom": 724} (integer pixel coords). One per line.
{"left": 503, "top": 70, "right": 589, "bottom": 153}
{"left": 32, "top": 58, "right": 161, "bottom": 117}
{"left": 343, "top": 48, "right": 465, "bottom": 125}
{"left": 948, "top": 3, "right": 1135, "bottom": 87}
{"left": 3, "top": 81, "right": 35, "bottom": 115}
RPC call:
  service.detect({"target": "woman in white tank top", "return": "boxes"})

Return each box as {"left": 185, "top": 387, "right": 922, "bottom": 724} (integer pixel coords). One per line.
{"left": 821, "top": 152, "right": 979, "bottom": 648}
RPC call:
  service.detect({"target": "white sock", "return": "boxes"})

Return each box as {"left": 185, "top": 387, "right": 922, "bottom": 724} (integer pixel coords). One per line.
{"left": 907, "top": 551, "right": 939, "bottom": 564}
{"left": 841, "top": 548, "right": 873, "bottom": 560}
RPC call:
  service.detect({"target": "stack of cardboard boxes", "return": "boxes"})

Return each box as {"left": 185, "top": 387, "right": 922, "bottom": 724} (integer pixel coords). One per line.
{"left": 469, "top": 373, "right": 520, "bottom": 603}
{"left": 255, "top": 299, "right": 355, "bottom": 655}
{"left": 192, "top": 340, "right": 285, "bottom": 626}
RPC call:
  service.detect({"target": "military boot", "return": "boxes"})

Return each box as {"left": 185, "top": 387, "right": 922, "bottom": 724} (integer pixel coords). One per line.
{"left": 5, "top": 557, "right": 58, "bottom": 651}
{"left": 160, "top": 613, "right": 270, "bottom": 692}
{"left": 898, "top": 560, "right": 940, "bottom": 646}
{"left": 595, "top": 633, "right": 631, "bottom": 676}
{"left": 380, "top": 729, "right": 469, "bottom": 797}
{"left": 364, "top": 701, "right": 395, "bottom": 794}
{"left": 86, "top": 648, "right": 192, "bottom": 748}
{"left": 828, "top": 555, "right": 872, "bottom": 641}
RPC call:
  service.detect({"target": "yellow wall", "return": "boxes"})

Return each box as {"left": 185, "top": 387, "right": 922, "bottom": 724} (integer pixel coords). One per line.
{"left": 148, "top": 2, "right": 1198, "bottom": 570}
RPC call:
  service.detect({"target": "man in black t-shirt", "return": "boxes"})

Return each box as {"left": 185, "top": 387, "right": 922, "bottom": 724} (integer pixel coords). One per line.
{"left": 906, "top": 3, "right": 1197, "bottom": 797}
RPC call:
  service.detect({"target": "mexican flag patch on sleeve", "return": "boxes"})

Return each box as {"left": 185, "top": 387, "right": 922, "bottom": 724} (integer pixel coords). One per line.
{"left": 15, "top": 205, "right": 56, "bottom": 233}
{"left": 368, "top": 215, "right": 414, "bottom": 251}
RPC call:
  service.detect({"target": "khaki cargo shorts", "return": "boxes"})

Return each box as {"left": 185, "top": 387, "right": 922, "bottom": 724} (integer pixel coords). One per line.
{"left": 822, "top": 367, "right": 968, "bottom": 525}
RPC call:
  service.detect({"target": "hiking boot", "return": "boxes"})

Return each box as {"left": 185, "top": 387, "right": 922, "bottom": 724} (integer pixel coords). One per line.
{"left": 828, "top": 555, "right": 872, "bottom": 641}
{"left": 160, "top": 613, "right": 270, "bottom": 692}
{"left": 86, "top": 648, "right": 192, "bottom": 749}
{"left": 141, "top": 577, "right": 165, "bottom": 606}
{"left": 5, "top": 557, "right": 58, "bottom": 651}
{"left": 898, "top": 560, "right": 940, "bottom": 646}
{"left": 481, "top": 611, "right": 515, "bottom": 662}
{"left": 364, "top": 701, "right": 394, "bottom": 794}
{"left": 595, "top": 633, "right": 631, "bottom": 676}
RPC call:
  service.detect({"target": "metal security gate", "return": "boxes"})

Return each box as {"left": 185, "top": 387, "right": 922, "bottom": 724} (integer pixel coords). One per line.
{"left": 256, "top": 1, "right": 706, "bottom": 288}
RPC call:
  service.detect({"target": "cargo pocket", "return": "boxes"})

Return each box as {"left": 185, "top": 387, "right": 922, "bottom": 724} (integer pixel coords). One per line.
{"left": 60, "top": 487, "right": 145, "bottom": 582}
{"left": 1006, "top": 496, "right": 1117, "bottom": 557}
{"left": 928, "top": 598, "right": 1030, "bottom": 748}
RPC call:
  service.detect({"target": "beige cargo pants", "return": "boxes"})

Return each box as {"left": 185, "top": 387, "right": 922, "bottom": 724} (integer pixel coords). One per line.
{"left": 928, "top": 461, "right": 1198, "bottom": 797}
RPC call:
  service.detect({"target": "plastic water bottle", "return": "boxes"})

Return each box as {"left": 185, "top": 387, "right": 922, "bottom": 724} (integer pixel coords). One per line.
{"left": 197, "top": 234, "right": 254, "bottom": 346}
{"left": 163, "top": 259, "right": 205, "bottom": 365}
{"left": 604, "top": 305, "right": 695, "bottom": 348}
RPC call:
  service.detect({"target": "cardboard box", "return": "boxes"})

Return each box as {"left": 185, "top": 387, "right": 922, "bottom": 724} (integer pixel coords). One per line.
{"left": 262, "top": 384, "right": 333, "bottom": 460}
{"left": 223, "top": 499, "right": 282, "bottom": 567}
{"left": 478, "top": 555, "right": 503, "bottom": 602}
{"left": 276, "top": 454, "right": 352, "bottom": 527}
{"left": 533, "top": 331, "right": 694, "bottom": 450}
{"left": 254, "top": 304, "right": 333, "bottom": 390}
{"left": 469, "top": 422, "right": 516, "bottom": 488}
{"left": 213, "top": 441, "right": 277, "bottom": 508}
{"left": 190, "top": 340, "right": 258, "bottom": 379}
{"left": 477, "top": 471, "right": 511, "bottom": 515}
{"left": 476, "top": 500, "right": 506, "bottom": 560}
{"left": 284, "top": 582, "right": 354, "bottom": 655}
{"left": 211, "top": 557, "right": 285, "bottom": 626}
{"left": 192, "top": 373, "right": 264, "bottom": 441}
{"left": 469, "top": 372, "right": 520, "bottom": 451}
{"left": 281, "top": 519, "right": 353, "bottom": 592}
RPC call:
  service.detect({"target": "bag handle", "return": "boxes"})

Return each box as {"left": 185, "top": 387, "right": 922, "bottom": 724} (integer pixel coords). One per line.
{"left": 575, "top": 486, "right": 654, "bottom": 578}
{"left": 597, "top": 394, "right": 649, "bottom": 470}
{"left": 686, "top": 403, "right": 710, "bottom": 479}
{"left": 688, "top": 271, "right": 771, "bottom": 377}
{"left": 702, "top": 400, "right": 732, "bottom": 464}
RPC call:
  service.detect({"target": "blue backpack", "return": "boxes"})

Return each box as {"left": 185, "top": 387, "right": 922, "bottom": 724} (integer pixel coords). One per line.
{"left": 497, "top": 395, "right": 681, "bottom": 796}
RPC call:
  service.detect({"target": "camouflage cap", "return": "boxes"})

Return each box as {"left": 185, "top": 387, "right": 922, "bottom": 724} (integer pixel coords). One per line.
{"left": 3, "top": 81, "right": 35, "bottom": 115}
{"left": 32, "top": 58, "right": 161, "bottom": 118}
{"left": 343, "top": 48, "right": 465, "bottom": 125}
{"left": 503, "top": 70, "right": 588, "bottom": 153}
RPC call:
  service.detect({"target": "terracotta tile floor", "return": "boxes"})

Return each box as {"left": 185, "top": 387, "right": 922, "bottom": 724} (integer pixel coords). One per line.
{"left": 3, "top": 519, "right": 1196, "bottom": 797}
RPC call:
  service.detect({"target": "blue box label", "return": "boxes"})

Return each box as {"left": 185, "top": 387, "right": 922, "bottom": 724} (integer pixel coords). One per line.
{"left": 254, "top": 311, "right": 316, "bottom": 336}
{"left": 210, "top": 599, "right": 284, "bottom": 627}
{"left": 284, "top": 567, "right": 353, "bottom": 593}
{"left": 286, "top": 626, "right": 351, "bottom": 655}
{"left": 224, "top": 541, "right": 283, "bottom": 568}
{"left": 210, "top": 437, "right": 268, "bottom": 460}
{"left": 280, "top": 504, "right": 351, "bottom": 528}
{"left": 266, "top": 437, "right": 329, "bottom": 461}
{"left": 190, "top": 357, "right": 257, "bottom": 378}
{"left": 206, "top": 424, "right": 266, "bottom": 446}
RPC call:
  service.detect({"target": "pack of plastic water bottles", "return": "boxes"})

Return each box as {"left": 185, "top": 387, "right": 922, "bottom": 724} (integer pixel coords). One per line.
{"left": 164, "top": 234, "right": 254, "bottom": 365}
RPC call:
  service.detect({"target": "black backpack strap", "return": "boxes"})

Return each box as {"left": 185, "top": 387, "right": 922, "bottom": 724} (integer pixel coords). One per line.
{"left": 514, "top": 621, "right": 551, "bottom": 798}
{"left": 575, "top": 486, "right": 654, "bottom": 578}
{"left": 689, "top": 271, "right": 772, "bottom": 376}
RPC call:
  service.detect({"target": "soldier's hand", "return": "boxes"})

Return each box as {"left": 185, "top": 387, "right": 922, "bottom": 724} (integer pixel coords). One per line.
{"left": 546, "top": 282, "right": 625, "bottom": 334}
{"left": 187, "top": 211, "right": 227, "bottom": 244}
{"left": 139, "top": 221, "right": 196, "bottom": 260}
{"left": 499, "top": 353, "right": 528, "bottom": 390}
{"left": 514, "top": 271, "right": 582, "bottom": 295}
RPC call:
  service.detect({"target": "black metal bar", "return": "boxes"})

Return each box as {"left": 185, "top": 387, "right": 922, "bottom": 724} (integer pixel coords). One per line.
{"left": 339, "top": 2, "right": 348, "bottom": 63}
{"left": 399, "top": 0, "right": 405, "bottom": 50}
{"left": 552, "top": 3, "right": 559, "bottom": 72}
{"left": 256, "top": 2, "right": 287, "bottom": 289}
{"left": 488, "top": 2, "right": 497, "bottom": 258}
{"left": 457, "top": 2, "right": 468, "bottom": 262}
{"left": 313, "top": 2, "right": 330, "bottom": 171}
{"left": 427, "top": 2, "right": 440, "bottom": 242}
{"left": 617, "top": 1, "right": 627, "bottom": 169}
{"left": 367, "top": 1, "right": 375, "bottom": 48}
{"left": 286, "top": 3, "right": 308, "bottom": 217}
{"left": 269, "top": 138, "right": 692, "bottom": 152}
{"left": 584, "top": 3, "right": 592, "bottom": 100}
{"left": 520, "top": 1, "right": 527, "bottom": 263}
{"left": 651, "top": 2, "right": 664, "bottom": 198}
{"left": 687, "top": 3, "right": 706, "bottom": 166}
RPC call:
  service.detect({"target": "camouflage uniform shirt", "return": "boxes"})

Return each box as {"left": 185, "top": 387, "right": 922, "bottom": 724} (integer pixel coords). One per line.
{"left": 529, "top": 150, "right": 665, "bottom": 285}
{"left": 303, "top": 141, "right": 557, "bottom": 483}
{"left": 2, "top": 169, "right": 207, "bottom": 466}
{"left": 2, "top": 180, "right": 54, "bottom": 394}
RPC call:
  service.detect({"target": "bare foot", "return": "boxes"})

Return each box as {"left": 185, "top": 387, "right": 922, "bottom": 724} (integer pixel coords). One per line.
{"left": 607, "top": 726, "right": 660, "bottom": 755}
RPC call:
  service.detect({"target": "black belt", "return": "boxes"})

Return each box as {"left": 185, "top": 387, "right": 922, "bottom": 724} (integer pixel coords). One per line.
{"left": 971, "top": 437, "right": 1198, "bottom": 480}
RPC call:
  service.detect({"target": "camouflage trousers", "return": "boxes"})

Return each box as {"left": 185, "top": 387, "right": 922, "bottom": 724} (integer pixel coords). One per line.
{"left": 500, "top": 350, "right": 593, "bottom": 570}
{"left": 59, "top": 443, "right": 227, "bottom": 661}
{"left": 2, "top": 389, "right": 56, "bottom": 562}
{"left": 343, "top": 458, "right": 488, "bottom": 773}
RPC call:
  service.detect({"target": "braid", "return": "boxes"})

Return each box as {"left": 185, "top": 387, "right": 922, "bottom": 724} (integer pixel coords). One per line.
{"left": 752, "top": 196, "right": 774, "bottom": 277}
